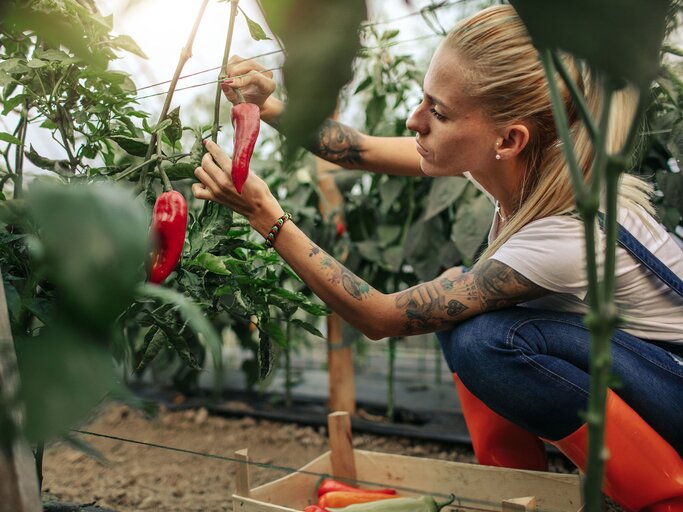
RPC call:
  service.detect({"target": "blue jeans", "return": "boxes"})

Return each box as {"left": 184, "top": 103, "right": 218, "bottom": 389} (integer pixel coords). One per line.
{"left": 437, "top": 307, "right": 683, "bottom": 453}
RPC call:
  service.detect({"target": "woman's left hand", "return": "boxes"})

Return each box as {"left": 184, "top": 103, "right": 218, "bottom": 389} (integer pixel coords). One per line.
{"left": 192, "top": 140, "right": 283, "bottom": 236}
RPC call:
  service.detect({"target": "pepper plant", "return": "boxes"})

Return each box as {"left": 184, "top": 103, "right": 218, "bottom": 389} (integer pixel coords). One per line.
{"left": 0, "top": 0, "right": 327, "bottom": 463}
{"left": 510, "top": 0, "right": 680, "bottom": 508}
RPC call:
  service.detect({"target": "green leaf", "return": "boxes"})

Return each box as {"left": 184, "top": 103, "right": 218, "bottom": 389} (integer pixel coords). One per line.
{"left": 666, "top": 120, "right": 683, "bottom": 162}
{"left": 110, "top": 34, "right": 148, "bottom": 59}
{"left": 27, "top": 59, "right": 47, "bottom": 69}
{"left": 270, "top": 287, "right": 329, "bottom": 316}
{"left": 27, "top": 182, "right": 149, "bottom": 330}
{"left": 136, "top": 284, "right": 222, "bottom": 366}
{"left": 423, "top": 177, "right": 469, "bottom": 221}
{"left": 264, "top": 320, "right": 287, "bottom": 348}
{"left": 2, "top": 95, "right": 27, "bottom": 116}
{"left": 354, "top": 75, "right": 373, "bottom": 94}
{"left": 656, "top": 171, "right": 683, "bottom": 216}
{"left": 163, "top": 106, "right": 182, "bottom": 147}
{"left": 239, "top": 7, "right": 271, "bottom": 41}
{"left": 16, "top": 327, "right": 119, "bottom": 442}
{"left": 451, "top": 194, "right": 494, "bottom": 263}
{"left": 378, "top": 177, "right": 405, "bottom": 215}
{"left": 151, "top": 118, "right": 173, "bottom": 134}
{"left": 260, "top": 0, "right": 366, "bottom": 151}
{"left": 110, "top": 135, "right": 149, "bottom": 157}
{"left": 35, "top": 49, "right": 71, "bottom": 62}
{"left": 2, "top": 4, "right": 109, "bottom": 68}
{"left": 509, "top": 0, "right": 670, "bottom": 89}
{"left": 25, "top": 145, "right": 70, "bottom": 174}
{"left": 163, "top": 162, "right": 196, "bottom": 180}
{"left": 380, "top": 29, "right": 400, "bottom": 41}
{"left": 193, "top": 253, "right": 231, "bottom": 275}
{"left": 136, "top": 327, "right": 166, "bottom": 372}
{"left": 404, "top": 216, "right": 447, "bottom": 280}
{"left": 366, "top": 94, "right": 387, "bottom": 134}
{"left": 0, "top": 132, "right": 22, "bottom": 146}
{"left": 290, "top": 318, "right": 324, "bottom": 338}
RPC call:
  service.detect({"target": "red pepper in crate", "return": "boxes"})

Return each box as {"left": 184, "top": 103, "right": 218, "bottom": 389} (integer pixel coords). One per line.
{"left": 148, "top": 190, "right": 188, "bottom": 284}
{"left": 303, "top": 506, "right": 328, "bottom": 512}
{"left": 224, "top": 84, "right": 260, "bottom": 194}
{"left": 317, "top": 478, "right": 396, "bottom": 498}
{"left": 318, "top": 491, "right": 397, "bottom": 509}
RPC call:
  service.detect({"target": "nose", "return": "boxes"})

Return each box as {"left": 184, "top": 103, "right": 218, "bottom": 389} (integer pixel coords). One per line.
{"left": 406, "top": 101, "right": 428, "bottom": 134}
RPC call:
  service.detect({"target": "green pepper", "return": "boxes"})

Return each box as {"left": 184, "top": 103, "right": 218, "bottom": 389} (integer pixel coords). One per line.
{"left": 327, "top": 494, "right": 454, "bottom": 512}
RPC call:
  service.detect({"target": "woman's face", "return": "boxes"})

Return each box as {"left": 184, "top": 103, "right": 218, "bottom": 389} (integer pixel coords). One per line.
{"left": 407, "top": 44, "right": 500, "bottom": 177}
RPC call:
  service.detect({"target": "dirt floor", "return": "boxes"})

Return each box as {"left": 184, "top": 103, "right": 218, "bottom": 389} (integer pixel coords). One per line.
{"left": 41, "top": 402, "right": 583, "bottom": 512}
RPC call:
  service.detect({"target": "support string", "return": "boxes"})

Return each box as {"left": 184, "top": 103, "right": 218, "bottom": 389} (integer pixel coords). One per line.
{"left": 70, "top": 428, "right": 569, "bottom": 512}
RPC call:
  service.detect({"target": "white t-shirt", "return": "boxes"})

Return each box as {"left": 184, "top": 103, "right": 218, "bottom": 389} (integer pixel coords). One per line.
{"left": 489, "top": 209, "right": 683, "bottom": 343}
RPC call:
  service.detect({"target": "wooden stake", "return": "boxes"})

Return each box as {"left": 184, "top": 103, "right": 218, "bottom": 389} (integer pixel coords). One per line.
{"left": 234, "top": 448, "right": 250, "bottom": 497}
{"left": 502, "top": 496, "right": 537, "bottom": 512}
{"left": 328, "top": 411, "right": 356, "bottom": 481}
{"left": 0, "top": 273, "right": 42, "bottom": 512}
{"left": 315, "top": 106, "right": 356, "bottom": 415}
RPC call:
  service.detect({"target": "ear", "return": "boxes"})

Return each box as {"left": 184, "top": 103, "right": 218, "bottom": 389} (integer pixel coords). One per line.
{"left": 497, "top": 123, "right": 530, "bottom": 160}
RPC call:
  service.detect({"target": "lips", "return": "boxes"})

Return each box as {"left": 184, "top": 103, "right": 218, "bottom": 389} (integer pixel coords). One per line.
{"left": 415, "top": 139, "right": 428, "bottom": 157}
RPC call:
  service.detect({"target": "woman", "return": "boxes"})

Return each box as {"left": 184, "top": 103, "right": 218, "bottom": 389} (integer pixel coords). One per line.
{"left": 194, "top": 5, "right": 683, "bottom": 510}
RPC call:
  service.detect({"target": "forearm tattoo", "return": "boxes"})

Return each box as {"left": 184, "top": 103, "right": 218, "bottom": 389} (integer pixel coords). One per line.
{"left": 310, "top": 119, "right": 364, "bottom": 166}
{"left": 309, "top": 244, "right": 370, "bottom": 301}
{"left": 393, "top": 260, "right": 548, "bottom": 335}
{"left": 471, "top": 259, "right": 547, "bottom": 310}
{"left": 395, "top": 281, "right": 470, "bottom": 334}
{"left": 272, "top": 112, "right": 364, "bottom": 166}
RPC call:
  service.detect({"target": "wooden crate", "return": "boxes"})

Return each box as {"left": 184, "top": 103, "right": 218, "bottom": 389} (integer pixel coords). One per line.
{"left": 232, "top": 412, "right": 583, "bottom": 512}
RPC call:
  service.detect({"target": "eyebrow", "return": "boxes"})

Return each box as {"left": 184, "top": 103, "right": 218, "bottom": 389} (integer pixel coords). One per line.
{"left": 425, "top": 92, "right": 453, "bottom": 112}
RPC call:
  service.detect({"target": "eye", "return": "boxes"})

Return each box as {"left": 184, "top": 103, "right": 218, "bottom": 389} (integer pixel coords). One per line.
{"left": 429, "top": 107, "right": 447, "bottom": 121}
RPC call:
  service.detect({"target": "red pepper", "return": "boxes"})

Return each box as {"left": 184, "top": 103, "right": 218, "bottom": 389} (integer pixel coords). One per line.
{"left": 335, "top": 221, "right": 345, "bottom": 239}
{"left": 317, "top": 478, "right": 396, "bottom": 498}
{"left": 226, "top": 86, "right": 260, "bottom": 194}
{"left": 148, "top": 190, "right": 188, "bottom": 284}
{"left": 304, "top": 506, "right": 328, "bottom": 512}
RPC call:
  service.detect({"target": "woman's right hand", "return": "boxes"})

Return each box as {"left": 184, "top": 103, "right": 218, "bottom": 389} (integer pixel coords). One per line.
{"left": 222, "top": 55, "right": 278, "bottom": 114}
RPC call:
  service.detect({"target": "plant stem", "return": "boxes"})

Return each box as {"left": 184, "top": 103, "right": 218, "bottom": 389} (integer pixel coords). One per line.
{"left": 284, "top": 321, "right": 292, "bottom": 408}
{"left": 35, "top": 440, "right": 44, "bottom": 491}
{"left": 114, "top": 157, "right": 158, "bottom": 182}
{"left": 583, "top": 82, "right": 619, "bottom": 512}
{"left": 387, "top": 336, "right": 397, "bottom": 422}
{"left": 435, "top": 338, "right": 442, "bottom": 385}
{"left": 551, "top": 51, "right": 598, "bottom": 142}
{"left": 212, "top": 0, "right": 240, "bottom": 143}
{"left": 55, "top": 105, "right": 78, "bottom": 171}
{"left": 539, "top": 50, "right": 587, "bottom": 206}
{"left": 138, "top": 0, "right": 209, "bottom": 189}
{"left": 13, "top": 105, "right": 28, "bottom": 199}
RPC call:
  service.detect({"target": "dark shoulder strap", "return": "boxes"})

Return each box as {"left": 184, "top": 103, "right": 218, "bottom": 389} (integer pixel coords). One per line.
{"left": 598, "top": 213, "right": 683, "bottom": 300}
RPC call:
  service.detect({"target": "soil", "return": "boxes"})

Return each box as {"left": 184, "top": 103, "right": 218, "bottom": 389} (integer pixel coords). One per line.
{"left": 41, "top": 402, "right": 583, "bottom": 512}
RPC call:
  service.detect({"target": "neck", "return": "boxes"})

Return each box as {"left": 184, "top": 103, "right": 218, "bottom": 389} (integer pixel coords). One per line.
{"left": 469, "top": 164, "right": 524, "bottom": 221}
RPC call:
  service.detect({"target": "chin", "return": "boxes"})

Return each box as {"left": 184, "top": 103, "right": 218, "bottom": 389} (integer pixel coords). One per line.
{"left": 421, "top": 162, "right": 461, "bottom": 178}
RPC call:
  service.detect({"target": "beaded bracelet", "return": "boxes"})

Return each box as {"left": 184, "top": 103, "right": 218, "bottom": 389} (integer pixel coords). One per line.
{"left": 264, "top": 212, "right": 292, "bottom": 248}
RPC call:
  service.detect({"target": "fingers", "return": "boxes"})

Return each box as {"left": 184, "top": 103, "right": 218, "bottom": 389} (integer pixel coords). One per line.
{"left": 222, "top": 54, "right": 277, "bottom": 107}
{"left": 199, "top": 152, "right": 232, "bottom": 195}
{"left": 203, "top": 140, "right": 233, "bottom": 175}
{"left": 191, "top": 182, "right": 213, "bottom": 201}
{"left": 226, "top": 54, "right": 273, "bottom": 78}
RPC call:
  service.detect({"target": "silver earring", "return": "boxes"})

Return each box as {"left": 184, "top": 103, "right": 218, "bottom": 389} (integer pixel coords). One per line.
{"left": 495, "top": 154, "right": 501, "bottom": 160}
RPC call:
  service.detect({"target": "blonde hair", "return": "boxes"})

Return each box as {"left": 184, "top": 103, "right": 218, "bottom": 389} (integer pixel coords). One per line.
{"left": 443, "top": 5, "right": 655, "bottom": 262}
